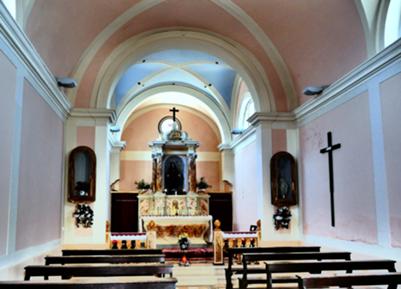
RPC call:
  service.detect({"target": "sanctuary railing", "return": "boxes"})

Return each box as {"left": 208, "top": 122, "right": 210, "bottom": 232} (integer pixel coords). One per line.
{"left": 109, "top": 232, "right": 148, "bottom": 249}
{"left": 213, "top": 219, "right": 261, "bottom": 264}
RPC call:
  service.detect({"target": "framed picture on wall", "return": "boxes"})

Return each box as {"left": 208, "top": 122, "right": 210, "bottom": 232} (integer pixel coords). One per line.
{"left": 270, "top": 151, "right": 298, "bottom": 207}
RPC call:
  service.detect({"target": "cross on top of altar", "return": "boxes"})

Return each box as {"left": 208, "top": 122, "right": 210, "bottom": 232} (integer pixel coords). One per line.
{"left": 169, "top": 107, "right": 179, "bottom": 122}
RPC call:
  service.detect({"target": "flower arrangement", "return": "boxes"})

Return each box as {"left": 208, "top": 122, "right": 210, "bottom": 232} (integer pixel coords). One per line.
{"left": 273, "top": 206, "right": 292, "bottom": 230}
{"left": 73, "top": 204, "right": 94, "bottom": 228}
{"left": 178, "top": 233, "right": 190, "bottom": 250}
{"left": 135, "top": 179, "right": 151, "bottom": 191}
{"left": 196, "top": 177, "right": 211, "bottom": 190}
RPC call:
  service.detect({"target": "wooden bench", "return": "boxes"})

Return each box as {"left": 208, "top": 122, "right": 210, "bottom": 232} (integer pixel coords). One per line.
{"left": 265, "top": 260, "right": 397, "bottom": 289}
{"left": 62, "top": 249, "right": 163, "bottom": 256}
{"left": 0, "top": 278, "right": 177, "bottom": 289}
{"left": 225, "top": 246, "right": 321, "bottom": 289}
{"left": 298, "top": 273, "right": 401, "bottom": 289}
{"left": 45, "top": 254, "right": 165, "bottom": 265}
{"left": 238, "top": 251, "right": 351, "bottom": 289}
{"left": 24, "top": 263, "right": 174, "bottom": 281}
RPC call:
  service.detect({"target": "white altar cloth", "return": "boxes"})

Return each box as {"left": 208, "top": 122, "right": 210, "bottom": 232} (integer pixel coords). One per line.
{"left": 139, "top": 215, "right": 213, "bottom": 245}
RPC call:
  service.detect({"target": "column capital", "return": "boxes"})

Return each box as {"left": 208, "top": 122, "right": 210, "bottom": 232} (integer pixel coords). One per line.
{"left": 248, "top": 112, "right": 296, "bottom": 129}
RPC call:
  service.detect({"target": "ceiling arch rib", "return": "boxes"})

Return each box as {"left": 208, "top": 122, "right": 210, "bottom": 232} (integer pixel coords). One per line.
{"left": 92, "top": 29, "right": 274, "bottom": 114}
{"left": 116, "top": 85, "right": 232, "bottom": 144}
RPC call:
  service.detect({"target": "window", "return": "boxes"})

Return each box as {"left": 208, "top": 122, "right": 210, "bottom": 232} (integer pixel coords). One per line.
{"left": 238, "top": 94, "right": 255, "bottom": 130}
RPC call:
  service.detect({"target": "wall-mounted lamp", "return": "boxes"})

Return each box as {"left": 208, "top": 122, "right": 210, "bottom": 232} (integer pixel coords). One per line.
{"left": 56, "top": 77, "right": 77, "bottom": 88}
{"left": 303, "top": 85, "right": 330, "bottom": 96}
{"left": 231, "top": 128, "right": 244, "bottom": 135}
{"left": 110, "top": 126, "right": 121, "bottom": 133}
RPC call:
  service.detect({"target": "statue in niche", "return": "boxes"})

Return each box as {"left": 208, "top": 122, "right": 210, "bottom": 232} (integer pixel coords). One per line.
{"left": 270, "top": 151, "right": 297, "bottom": 207}
{"left": 164, "top": 156, "right": 184, "bottom": 194}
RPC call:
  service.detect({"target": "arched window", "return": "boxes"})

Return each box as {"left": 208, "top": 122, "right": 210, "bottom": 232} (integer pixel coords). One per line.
{"left": 238, "top": 93, "right": 255, "bottom": 130}
{"left": 2, "top": 0, "right": 16, "bottom": 19}
{"left": 384, "top": 0, "right": 401, "bottom": 47}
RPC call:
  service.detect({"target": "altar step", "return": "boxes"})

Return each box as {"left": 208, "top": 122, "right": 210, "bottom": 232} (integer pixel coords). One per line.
{"left": 174, "top": 263, "right": 226, "bottom": 289}
{"left": 163, "top": 247, "right": 214, "bottom": 262}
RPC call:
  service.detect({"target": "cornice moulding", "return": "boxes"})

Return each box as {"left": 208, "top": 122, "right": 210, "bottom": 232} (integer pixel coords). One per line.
{"left": 0, "top": 2, "right": 71, "bottom": 120}
{"left": 70, "top": 108, "right": 117, "bottom": 123}
{"left": 248, "top": 112, "right": 296, "bottom": 127}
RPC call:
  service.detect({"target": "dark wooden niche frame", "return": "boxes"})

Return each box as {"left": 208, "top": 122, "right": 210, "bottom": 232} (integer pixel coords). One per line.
{"left": 270, "top": 151, "right": 298, "bottom": 207}
{"left": 68, "top": 146, "right": 96, "bottom": 203}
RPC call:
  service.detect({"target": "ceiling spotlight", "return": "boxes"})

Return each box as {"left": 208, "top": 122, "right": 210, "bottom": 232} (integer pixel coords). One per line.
{"left": 56, "top": 77, "right": 77, "bottom": 88}
{"left": 303, "top": 85, "right": 330, "bottom": 96}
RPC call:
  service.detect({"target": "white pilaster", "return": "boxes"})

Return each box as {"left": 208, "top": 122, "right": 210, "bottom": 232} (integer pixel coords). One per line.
{"left": 219, "top": 144, "right": 234, "bottom": 187}
{"left": 253, "top": 120, "right": 273, "bottom": 241}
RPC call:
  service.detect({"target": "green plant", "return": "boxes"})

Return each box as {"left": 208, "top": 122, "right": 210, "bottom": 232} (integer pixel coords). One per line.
{"left": 196, "top": 177, "right": 211, "bottom": 190}
{"left": 135, "top": 179, "right": 151, "bottom": 190}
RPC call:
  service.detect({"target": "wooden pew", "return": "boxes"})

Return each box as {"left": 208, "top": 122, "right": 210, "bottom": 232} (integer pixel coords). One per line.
{"left": 62, "top": 248, "right": 163, "bottom": 256}
{"left": 45, "top": 254, "right": 165, "bottom": 265}
{"left": 225, "top": 246, "right": 320, "bottom": 289}
{"left": 238, "top": 251, "right": 351, "bottom": 289}
{"left": 24, "top": 263, "right": 174, "bottom": 281}
{"left": 298, "top": 273, "right": 401, "bottom": 289}
{"left": 265, "top": 260, "right": 397, "bottom": 289}
{"left": 0, "top": 278, "right": 177, "bottom": 289}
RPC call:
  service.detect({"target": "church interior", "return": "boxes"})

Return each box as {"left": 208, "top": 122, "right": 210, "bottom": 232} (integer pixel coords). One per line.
{"left": 1, "top": 0, "right": 401, "bottom": 288}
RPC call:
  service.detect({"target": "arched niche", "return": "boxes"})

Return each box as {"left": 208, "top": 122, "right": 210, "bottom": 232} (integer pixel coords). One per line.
{"left": 68, "top": 146, "right": 96, "bottom": 203}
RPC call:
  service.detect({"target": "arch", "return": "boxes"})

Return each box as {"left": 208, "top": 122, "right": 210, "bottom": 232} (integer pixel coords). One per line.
{"left": 116, "top": 84, "right": 232, "bottom": 144}
{"left": 92, "top": 29, "right": 274, "bottom": 113}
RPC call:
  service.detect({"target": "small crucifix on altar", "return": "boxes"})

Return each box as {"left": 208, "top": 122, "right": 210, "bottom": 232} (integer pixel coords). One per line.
{"left": 320, "top": 131, "right": 341, "bottom": 227}
{"left": 170, "top": 107, "right": 179, "bottom": 122}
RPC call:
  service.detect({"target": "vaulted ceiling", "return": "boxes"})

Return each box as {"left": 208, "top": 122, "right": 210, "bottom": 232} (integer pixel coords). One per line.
{"left": 26, "top": 0, "right": 367, "bottom": 111}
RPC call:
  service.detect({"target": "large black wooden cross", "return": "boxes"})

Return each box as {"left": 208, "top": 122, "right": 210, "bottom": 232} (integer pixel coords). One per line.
{"left": 169, "top": 107, "right": 179, "bottom": 121}
{"left": 320, "top": 131, "right": 341, "bottom": 227}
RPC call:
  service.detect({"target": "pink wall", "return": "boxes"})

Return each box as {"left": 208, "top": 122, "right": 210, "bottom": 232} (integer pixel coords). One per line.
{"left": 120, "top": 106, "right": 221, "bottom": 190}
{"left": 0, "top": 51, "right": 17, "bottom": 256}
{"left": 233, "top": 141, "right": 258, "bottom": 230}
{"left": 380, "top": 72, "right": 401, "bottom": 247}
{"left": 15, "top": 81, "right": 64, "bottom": 250}
{"left": 300, "top": 92, "right": 377, "bottom": 244}
{"left": 77, "top": 126, "right": 95, "bottom": 149}
{"left": 272, "top": 129, "right": 287, "bottom": 155}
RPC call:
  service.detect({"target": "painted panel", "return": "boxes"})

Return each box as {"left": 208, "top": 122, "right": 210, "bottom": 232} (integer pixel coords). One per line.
{"left": 196, "top": 161, "right": 220, "bottom": 191}
{"left": 119, "top": 160, "right": 152, "bottom": 190}
{"left": 233, "top": 141, "right": 258, "bottom": 231}
{"left": 76, "top": 126, "right": 95, "bottom": 149}
{"left": 300, "top": 91, "right": 377, "bottom": 244}
{"left": 380, "top": 72, "right": 401, "bottom": 248}
{"left": 272, "top": 129, "right": 287, "bottom": 155}
{"left": 15, "top": 81, "right": 63, "bottom": 250}
{"left": 0, "top": 50, "right": 17, "bottom": 256}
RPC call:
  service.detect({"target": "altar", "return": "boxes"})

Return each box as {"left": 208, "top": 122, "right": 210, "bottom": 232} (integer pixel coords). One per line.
{"left": 139, "top": 215, "right": 213, "bottom": 245}
{"left": 137, "top": 107, "right": 213, "bottom": 246}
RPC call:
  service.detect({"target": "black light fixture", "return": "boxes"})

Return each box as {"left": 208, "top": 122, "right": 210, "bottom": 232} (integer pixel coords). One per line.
{"left": 303, "top": 85, "right": 330, "bottom": 96}
{"left": 231, "top": 128, "right": 244, "bottom": 135}
{"left": 56, "top": 77, "right": 77, "bottom": 88}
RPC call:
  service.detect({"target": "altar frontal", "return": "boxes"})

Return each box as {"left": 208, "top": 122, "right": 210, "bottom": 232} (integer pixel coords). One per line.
{"left": 138, "top": 108, "right": 212, "bottom": 246}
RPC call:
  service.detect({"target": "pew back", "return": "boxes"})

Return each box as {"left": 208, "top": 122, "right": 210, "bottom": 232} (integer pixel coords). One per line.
{"left": 45, "top": 254, "right": 165, "bottom": 265}
{"left": 298, "top": 273, "right": 401, "bottom": 289}
{"left": 24, "top": 264, "right": 174, "bottom": 280}
{"left": 0, "top": 278, "right": 177, "bottom": 289}
{"left": 62, "top": 249, "right": 163, "bottom": 256}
